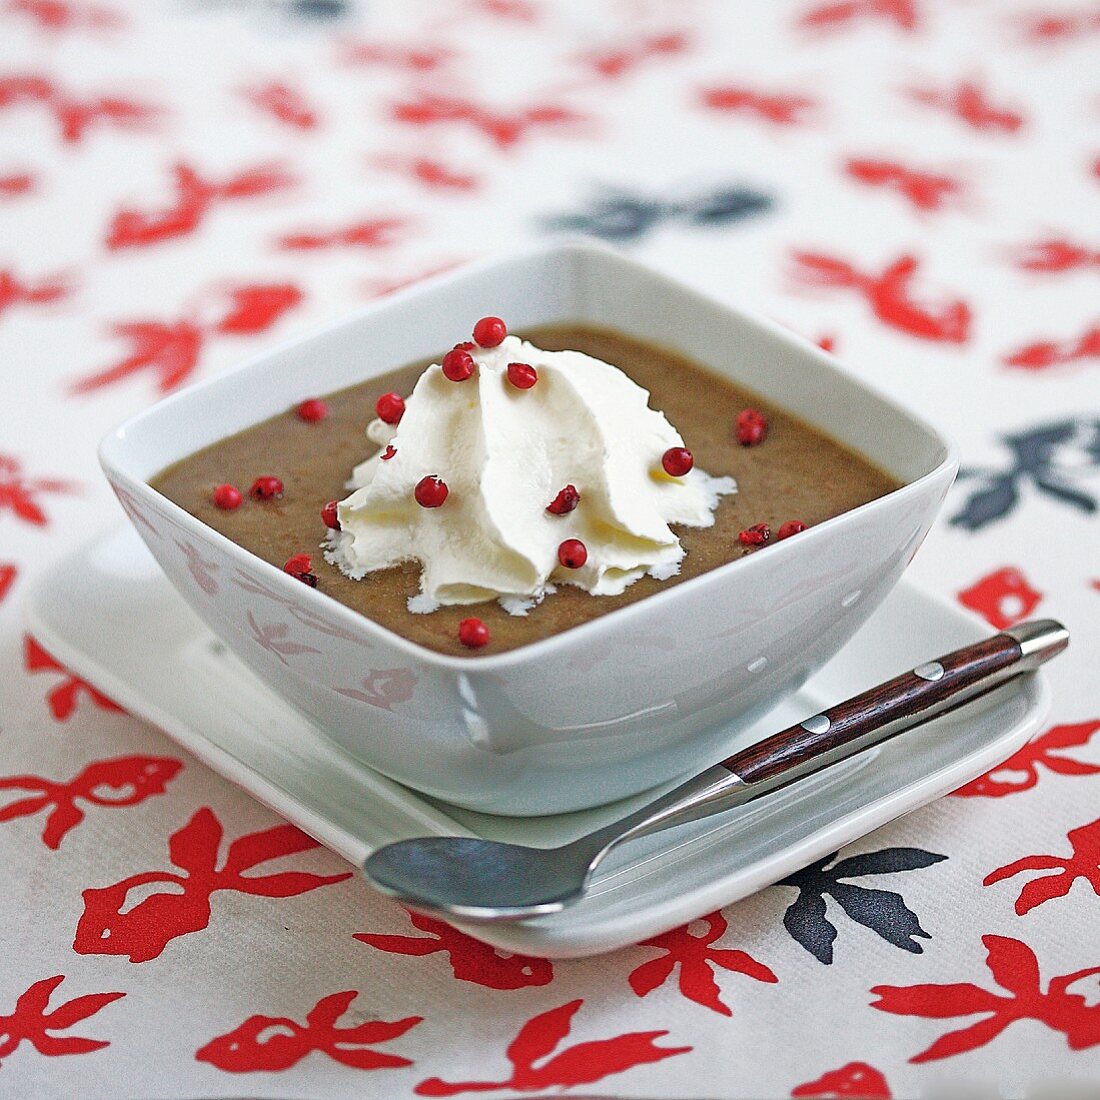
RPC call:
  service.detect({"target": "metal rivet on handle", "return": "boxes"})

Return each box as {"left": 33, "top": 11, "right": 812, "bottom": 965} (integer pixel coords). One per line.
{"left": 801, "top": 714, "right": 831, "bottom": 734}
{"left": 914, "top": 661, "right": 945, "bottom": 682}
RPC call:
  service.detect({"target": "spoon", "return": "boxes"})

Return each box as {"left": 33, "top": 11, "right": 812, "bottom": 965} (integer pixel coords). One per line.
{"left": 364, "top": 619, "right": 1068, "bottom": 922}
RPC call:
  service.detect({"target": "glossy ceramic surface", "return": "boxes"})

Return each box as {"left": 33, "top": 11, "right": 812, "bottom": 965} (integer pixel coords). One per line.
{"left": 98, "top": 242, "right": 958, "bottom": 813}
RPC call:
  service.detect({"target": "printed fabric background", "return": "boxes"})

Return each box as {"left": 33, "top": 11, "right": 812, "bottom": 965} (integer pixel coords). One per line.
{"left": 1, "top": 0, "right": 1099, "bottom": 1097}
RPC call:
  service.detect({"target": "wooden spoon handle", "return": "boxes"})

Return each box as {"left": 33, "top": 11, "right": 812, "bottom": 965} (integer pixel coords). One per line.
{"left": 719, "top": 620, "right": 1068, "bottom": 787}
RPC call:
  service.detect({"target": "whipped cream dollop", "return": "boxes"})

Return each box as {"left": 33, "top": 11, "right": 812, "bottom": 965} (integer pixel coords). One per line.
{"left": 326, "top": 334, "right": 736, "bottom": 609}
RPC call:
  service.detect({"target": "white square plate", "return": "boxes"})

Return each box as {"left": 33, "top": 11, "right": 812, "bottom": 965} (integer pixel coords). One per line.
{"left": 25, "top": 526, "right": 1049, "bottom": 958}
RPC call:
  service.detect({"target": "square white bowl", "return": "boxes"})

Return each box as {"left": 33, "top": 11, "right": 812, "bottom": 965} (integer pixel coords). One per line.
{"left": 99, "top": 241, "right": 957, "bottom": 815}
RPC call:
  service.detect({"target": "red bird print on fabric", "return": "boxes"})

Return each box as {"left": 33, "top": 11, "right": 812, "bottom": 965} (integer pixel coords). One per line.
{"left": 341, "top": 40, "right": 454, "bottom": 72}
{"left": 1003, "top": 323, "right": 1100, "bottom": 369}
{"left": 791, "top": 251, "right": 972, "bottom": 342}
{"left": 4, "top": 0, "right": 122, "bottom": 33}
{"left": 798, "top": 0, "right": 919, "bottom": 32}
{"left": 1016, "top": 6, "right": 1100, "bottom": 43}
{"left": 871, "top": 935, "right": 1100, "bottom": 1062}
{"left": 74, "top": 320, "right": 203, "bottom": 393}
{"left": 277, "top": 217, "right": 407, "bottom": 251}
{"left": 0, "top": 171, "right": 35, "bottom": 197}
{"left": 0, "top": 755, "right": 181, "bottom": 849}
{"left": 1014, "top": 237, "right": 1100, "bottom": 273}
{"left": 372, "top": 154, "right": 478, "bottom": 192}
{"left": 471, "top": 0, "right": 537, "bottom": 22}
{"left": 106, "top": 161, "right": 294, "bottom": 249}
{"left": 0, "top": 73, "right": 157, "bottom": 143}
{"left": 414, "top": 999, "right": 691, "bottom": 1096}
{"left": 906, "top": 79, "right": 1025, "bottom": 133}
{"left": 391, "top": 93, "right": 588, "bottom": 150}
{"left": 24, "top": 636, "right": 121, "bottom": 721}
{"left": 985, "top": 817, "right": 1100, "bottom": 914}
{"left": 701, "top": 84, "right": 818, "bottom": 125}
{"left": 241, "top": 81, "right": 317, "bottom": 130}
{"left": 627, "top": 911, "right": 778, "bottom": 1016}
{"left": 957, "top": 566, "right": 1042, "bottom": 630}
{"left": 0, "top": 563, "right": 15, "bottom": 602}
{"left": 70, "top": 282, "right": 302, "bottom": 395}
{"left": 354, "top": 911, "right": 553, "bottom": 989}
{"left": 792, "top": 1061, "right": 892, "bottom": 1097}
{"left": 0, "top": 268, "right": 68, "bottom": 318}
{"left": 844, "top": 158, "right": 965, "bottom": 212}
{"left": 0, "top": 457, "right": 79, "bottom": 527}
{"left": 195, "top": 991, "right": 421, "bottom": 1073}
{"left": 952, "top": 720, "right": 1100, "bottom": 798}
{"left": 576, "top": 31, "right": 689, "bottom": 80}
{"left": 73, "top": 807, "right": 352, "bottom": 962}
{"left": 0, "top": 976, "right": 124, "bottom": 1068}
{"left": 213, "top": 284, "right": 302, "bottom": 335}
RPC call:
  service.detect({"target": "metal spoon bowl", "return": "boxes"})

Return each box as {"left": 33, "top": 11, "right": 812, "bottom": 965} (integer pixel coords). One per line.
{"left": 365, "top": 836, "right": 591, "bottom": 920}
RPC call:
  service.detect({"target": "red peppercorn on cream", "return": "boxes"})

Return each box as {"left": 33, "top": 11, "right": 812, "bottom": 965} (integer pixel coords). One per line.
{"left": 326, "top": 333, "right": 736, "bottom": 611}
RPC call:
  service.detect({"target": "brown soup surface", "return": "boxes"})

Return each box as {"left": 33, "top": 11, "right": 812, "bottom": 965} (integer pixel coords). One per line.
{"left": 152, "top": 325, "right": 900, "bottom": 655}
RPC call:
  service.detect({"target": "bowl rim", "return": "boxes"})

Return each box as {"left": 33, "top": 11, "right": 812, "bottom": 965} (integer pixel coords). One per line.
{"left": 99, "top": 238, "right": 960, "bottom": 672}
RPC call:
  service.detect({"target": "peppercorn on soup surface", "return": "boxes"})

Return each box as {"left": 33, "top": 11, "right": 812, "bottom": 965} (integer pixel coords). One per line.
{"left": 151, "top": 324, "right": 900, "bottom": 655}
